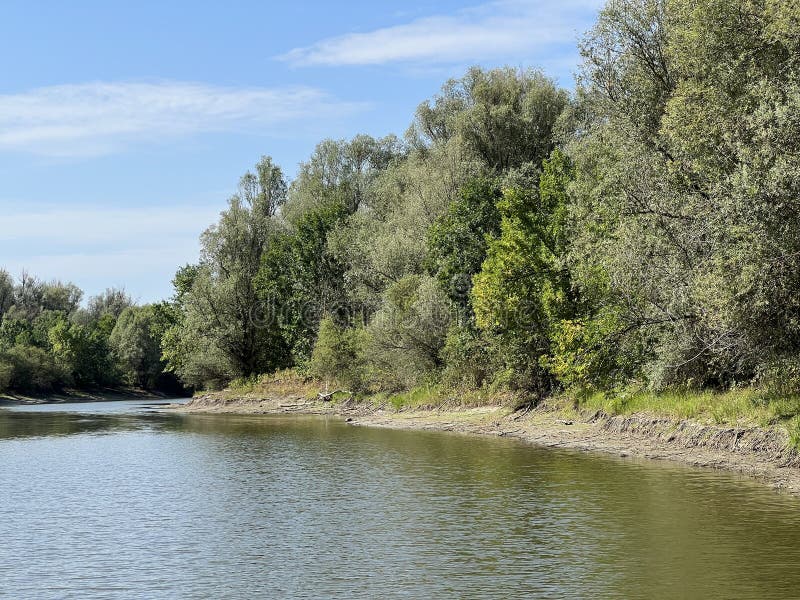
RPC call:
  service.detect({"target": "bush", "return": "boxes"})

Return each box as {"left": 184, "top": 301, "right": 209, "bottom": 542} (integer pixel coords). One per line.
{"left": 546, "top": 309, "right": 645, "bottom": 393}
{"left": 368, "top": 275, "right": 450, "bottom": 390}
{"left": 756, "top": 356, "right": 800, "bottom": 398}
{"left": 309, "top": 317, "right": 370, "bottom": 392}
{"left": 440, "top": 322, "right": 494, "bottom": 389}
{"left": 0, "top": 361, "right": 12, "bottom": 393}
{"left": 0, "top": 344, "right": 69, "bottom": 393}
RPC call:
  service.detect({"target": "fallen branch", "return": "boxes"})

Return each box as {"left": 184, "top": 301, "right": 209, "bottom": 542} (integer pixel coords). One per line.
{"left": 317, "top": 389, "right": 354, "bottom": 402}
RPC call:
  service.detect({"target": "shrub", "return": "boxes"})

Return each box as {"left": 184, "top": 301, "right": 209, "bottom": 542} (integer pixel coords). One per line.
{"left": 368, "top": 275, "right": 450, "bottom": 390}
{"left": 309, "top": 317, "right": 370, "bottom": 392}
{"left": 0, "top": 344, "right": 69, "bottom": 392}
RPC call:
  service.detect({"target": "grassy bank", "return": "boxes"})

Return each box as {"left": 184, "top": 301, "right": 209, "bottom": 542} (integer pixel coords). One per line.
{"left": 568, "top": 389, "right": 800, "bottom": 450}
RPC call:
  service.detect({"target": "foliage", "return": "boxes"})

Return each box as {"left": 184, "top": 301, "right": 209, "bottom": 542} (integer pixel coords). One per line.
{"left": 48, "top": 317, "right": 117, "bottom": 387}
{"left": 563, "top": 0, "right": 800, "bottom": 394}
{"left": 410, "top": 66, "right": 568, "bottom": 171}
{"left": 161, "top": 156, "right": 291, "bottom": 387}
{"left": 256, "top": 198, "right": 351, "bottom": 367}
{"left": 10, "top": 23, "right": 795, "bottom": 415}
{"left": 426, "top": 176, "right": 503, "bottom": 310}
{"left": 367, "top": 275, "right": 451, "bottom": 391}
{"left": 0, "top": 345, "right": 68, "bottom": 393}
{"left": 471, "top": 150, "right": 576, "bottom": 393}
{"left": 109, "top": 305, "right": 164, "bottom": 388}
{"left": 0, "top": 271, "right": 169, "bottom": 394}
{"left": 439, "top": 322, "right": 495, "bottom": 390}
{"left": 309, "top": 316, "right": 369, "bottom": 391}
{"left": 86, "top": 287, "right": 133, "bottom": 321}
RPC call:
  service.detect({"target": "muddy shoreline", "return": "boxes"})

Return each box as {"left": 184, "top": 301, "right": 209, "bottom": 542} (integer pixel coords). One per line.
{"left": 174, "top": 394, "right": 800, "bottom": 496}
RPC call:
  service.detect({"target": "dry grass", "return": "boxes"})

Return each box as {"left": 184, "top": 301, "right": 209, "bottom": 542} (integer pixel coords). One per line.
{"left": 223, "top": 369, "right": 319, "bottom": 400}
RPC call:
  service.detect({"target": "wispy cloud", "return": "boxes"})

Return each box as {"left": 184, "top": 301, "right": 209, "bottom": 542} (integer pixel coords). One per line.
{"left": 0, "top": 81, "right": 364, "bottom": 156}
{"left": 0, "top": 204, "right": 221, "bottom": 245}
{"left": 279, "top": 0, "right": 602, "bottom": 68}
{"left": 0, "top": 203, "right": 224, "bottom": 301}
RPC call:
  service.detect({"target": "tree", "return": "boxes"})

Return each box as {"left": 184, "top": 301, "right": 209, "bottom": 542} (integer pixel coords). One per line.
{"left": 309, "top": 316, "right": 369, "bottom": 391}
{"left": 110, "top": 305, "right": 164, "bottom": 388}
{"left": 0, "top": 271, "right": 15, "bottom": 318}
{"left": 48, "top": 318, "right": 116, "bottom": 387}
{"left": 281, "top": 135, "right": 401, "bottom": 223}
{"left": 561, "top": 0, "right": 800, "bottom": 391}
{"left": 329, "top": 137, "right": 485, "bottom": 315}
{"left": 256, "top": 199, "right": 350, "bottom": 366}
{"left": 162, "top": 157, "right": 290, "bottom": 387}
{"left": 410, "top": 66, "right": 569, "bottom": 171}
{"left": 0, "top": 345, "right": 67, "bottom": 393}
{"left": 367, "top": 275, "right": 451, "bottom": 390}
{"left": 426, "top": 176, "right": 503, "bottom": 311}
{"left": 86, "top": 287, "right": 133, "bottom": 320}
{"left": 472, "top": 151, "right": 576, "bottom": 393}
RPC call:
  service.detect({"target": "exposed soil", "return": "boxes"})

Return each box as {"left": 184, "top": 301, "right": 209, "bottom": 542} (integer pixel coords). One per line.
{"left": 175, "top": 393, "right": 800, "bottom": 496}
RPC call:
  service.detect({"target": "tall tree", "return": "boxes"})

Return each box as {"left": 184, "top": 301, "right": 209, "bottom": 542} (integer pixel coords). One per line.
{"left": 163, "top": 157, "right": 290, "bottom": 387}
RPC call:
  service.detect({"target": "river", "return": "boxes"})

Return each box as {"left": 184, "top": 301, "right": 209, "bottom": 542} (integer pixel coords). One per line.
{"left": 1, "top": 400, "right": 799, "bottom": 598}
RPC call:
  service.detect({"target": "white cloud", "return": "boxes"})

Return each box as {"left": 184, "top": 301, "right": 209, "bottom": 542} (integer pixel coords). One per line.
{"left": 0, "top": 81, "right": 364, "bottom": 156}
{"left": 280, "top": 0, "right": 602, "bottom": 68}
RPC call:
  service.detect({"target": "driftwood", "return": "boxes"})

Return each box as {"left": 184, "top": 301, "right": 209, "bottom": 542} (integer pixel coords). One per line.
{"left": 317, "top": 389, "right": 353, "bottom": 402}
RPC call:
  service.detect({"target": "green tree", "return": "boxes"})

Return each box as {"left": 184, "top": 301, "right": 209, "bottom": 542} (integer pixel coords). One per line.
{"left": 85, "top": 287, "right": 132, "bottom": 320}
{"left": 0, "top": 270, "right": 12, "bottom": 317}
{"left": 110, "top": 305, "right": 164, "bottom": 388}
{"left": 472, "top": 151, "right": 576, "bottom": 393}
{"left": 426, "top": 177, "right": 503, "bottom": 311}
{"left": 309, "top": 316, "right": 369, "bottom": 391}
{"left": 411, "top": 66, "right": 569, "bottom": 171}
{"left": 564, "top": 0, "right": 800, "bottom": 390}
{"left": 367, "top": 275, "right": 451, "bottom": 390}
{"left": 48, "top": 318, "right": 116, "bottom": 387}
{"left": 162, "top": 157, "right": 290, "bottom": 388}
{"left": 257, "top": 199, "right": 350, "bottom": 366}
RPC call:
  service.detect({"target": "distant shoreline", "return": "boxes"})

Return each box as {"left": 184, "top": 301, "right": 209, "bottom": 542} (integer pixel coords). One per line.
{"left": 0, "top": 388, "right": 183, "bottom": 405}
{"left": 173, "top": 393, "right": 800, "bottom": 497}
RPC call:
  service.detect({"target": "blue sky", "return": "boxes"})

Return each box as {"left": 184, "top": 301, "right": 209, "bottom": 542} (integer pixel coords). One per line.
{"left": 0, "top": 0, "right": 602, "bottom": 303}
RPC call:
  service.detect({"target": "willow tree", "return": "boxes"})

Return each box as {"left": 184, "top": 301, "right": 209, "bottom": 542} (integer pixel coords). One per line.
{"left": 561, "top": 0, "right": 800, "bottom": 390}
{"left": 163, "top": 156, "right": 290, "bottom": 388}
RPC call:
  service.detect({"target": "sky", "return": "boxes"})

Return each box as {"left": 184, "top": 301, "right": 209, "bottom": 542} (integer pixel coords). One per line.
{"left": 0, "top": 0, "right": 603, "bottom": 303}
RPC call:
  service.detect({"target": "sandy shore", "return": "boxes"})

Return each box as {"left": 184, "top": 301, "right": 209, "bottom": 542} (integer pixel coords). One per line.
{"left": 174, "top": 394, "right": 800, "bottom": 496}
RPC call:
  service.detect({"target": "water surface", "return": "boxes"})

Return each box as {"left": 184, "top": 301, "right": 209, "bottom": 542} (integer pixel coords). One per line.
{"left": 1, "top": 400, "right": 799, "bottom": 599}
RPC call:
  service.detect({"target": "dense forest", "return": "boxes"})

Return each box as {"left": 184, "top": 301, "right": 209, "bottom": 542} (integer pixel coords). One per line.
{"left": 4, "top": 0, "right": 799, "bottom": 403}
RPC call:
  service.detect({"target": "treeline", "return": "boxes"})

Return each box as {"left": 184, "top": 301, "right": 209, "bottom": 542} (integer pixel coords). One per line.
{"left": 161, "top": 0, "right": 800, "bottom": 399}
{"left": 9, "top": 0, "right": 799, "bottom": 402}
{"left": 0, "top": 272, "right": 182, "bottom": 394}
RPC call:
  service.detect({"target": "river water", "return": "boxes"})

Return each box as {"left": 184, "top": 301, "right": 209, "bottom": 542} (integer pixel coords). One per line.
{"left": 1, "top": 400, "right": 799, "bottom": 599}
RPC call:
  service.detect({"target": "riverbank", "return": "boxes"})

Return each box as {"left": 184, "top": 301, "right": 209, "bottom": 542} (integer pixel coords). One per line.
{"left": 174, "top": 390, "right": 800, "bottom": 496}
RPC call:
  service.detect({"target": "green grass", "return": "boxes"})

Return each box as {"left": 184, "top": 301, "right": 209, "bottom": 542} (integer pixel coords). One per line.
{"left": 788, "top": 417, "right": 800, "bottom": 450}
{"left": 572, "top": 387, "right": 800, "bottom": 429}
{"left": 223, "top": 369, "right": 318, "bottom": 399}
